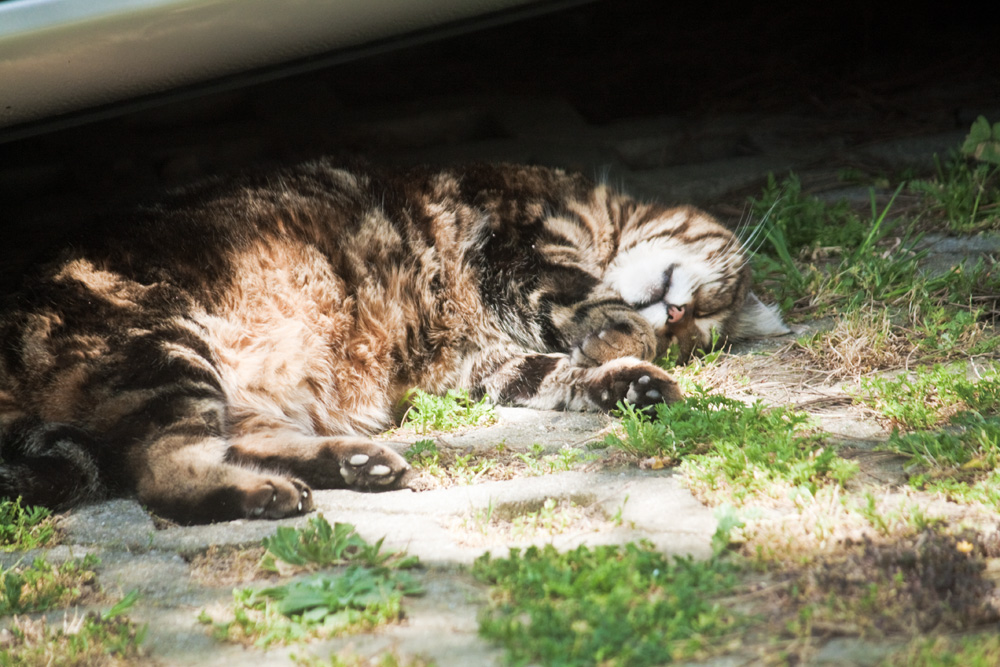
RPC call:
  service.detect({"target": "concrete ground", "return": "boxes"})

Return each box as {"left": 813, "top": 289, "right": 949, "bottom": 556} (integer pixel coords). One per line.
{"left": 1, "top": 2, "right": 999, "bottom": 665}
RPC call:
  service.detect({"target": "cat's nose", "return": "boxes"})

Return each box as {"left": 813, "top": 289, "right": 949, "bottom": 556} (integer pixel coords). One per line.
{"left": 666, "top": 304, "right": 686, "bottom": 323}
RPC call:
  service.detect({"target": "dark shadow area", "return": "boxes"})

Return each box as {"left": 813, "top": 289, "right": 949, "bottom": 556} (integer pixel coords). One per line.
{"left": 0, "top": 0, "right": 997, "bottom": 286}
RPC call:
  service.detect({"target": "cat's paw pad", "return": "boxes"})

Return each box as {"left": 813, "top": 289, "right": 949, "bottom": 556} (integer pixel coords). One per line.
{"left": 587, "top": 359, "right": 682, "bottom": 411}
{"left": 334, "top": 441, "right": 410, "bottom": 489}
{"left": 245, "top": 477, "right": 313, "bottom": 519}
{"left": 570, "top": 310, "right": 656, "bottom": 366}
{"left": 625, "top": 373, "right": 675, "bottom": 408}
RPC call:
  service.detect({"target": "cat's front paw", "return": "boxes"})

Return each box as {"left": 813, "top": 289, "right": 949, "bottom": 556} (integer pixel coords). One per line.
{"left": 586, "top": 358, "right": 682, "bottom": 411}
{"left": 325, "top": 439, "right": 411, "bottom": 490}
{"left": 570, "top": 308, "right": 656, "bottom": 367}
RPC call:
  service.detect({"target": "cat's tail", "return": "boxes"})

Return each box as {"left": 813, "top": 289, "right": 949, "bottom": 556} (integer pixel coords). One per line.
{"left": 0, "top": 417, "right": 105, "bottom": 511}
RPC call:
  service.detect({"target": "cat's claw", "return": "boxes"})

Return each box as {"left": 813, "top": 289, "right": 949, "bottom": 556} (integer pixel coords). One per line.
{"left": 244, "top": 477, "right": 313, "bottom": 519}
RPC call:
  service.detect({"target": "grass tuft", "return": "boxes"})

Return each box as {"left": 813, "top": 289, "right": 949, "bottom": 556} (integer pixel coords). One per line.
{"left": 205, "top": 566, "right": 422, "bottom": 648}
{"left": 260, "top": 515, "right": 417, "bottom": 575}
{"left": 0, "top": 498, "right": 58, "bottom": 552}
{"left": 884, "top": 632, "right": 1000, "bottom": 666}
{"left": 0, "top": 591, "right": 145, "bottom": 666}
{"left": 402, "top": 440, "right": 597, "bottom": 489}
{"left": 201, "top": 516, "right": 422, "bottom": 648}
{"left": 605, "top": 389, "right": 856, "bottom": 505}
{"left": 473, "top": 541, "right": 741, "bottom": 666}
{"left": 909, "top": 116, "right": 1000, "bottom": 233}
{"left": 0, "top": 554, "right": 102, "bottom": 614}
{"left": 856, "top": 363, "right": 1000, "bottom": 431}
{"left": 399, "top": 389, "right": 496, "bottom": 434}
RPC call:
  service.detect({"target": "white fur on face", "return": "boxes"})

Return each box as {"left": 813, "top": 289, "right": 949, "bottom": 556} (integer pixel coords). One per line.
{"left": 603, "top": 241, "right": 723, "bottom": 321}
{"left": 638, "top": 302, "right": 668, "bottom": 330}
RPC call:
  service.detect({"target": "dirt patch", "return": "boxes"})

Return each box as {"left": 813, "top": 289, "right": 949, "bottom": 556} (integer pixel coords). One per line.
{"left": 450, "top": 496, "right": 614, "bottom": 548}
{"left": 731, "top": 527, "right": 1000, "bottom": 662}
{"left": 186, "top": 545, "right": 272, "bottom": 587}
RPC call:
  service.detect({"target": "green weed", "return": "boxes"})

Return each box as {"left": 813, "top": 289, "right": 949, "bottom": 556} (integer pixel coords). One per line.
{"left": 400, "top": 389, "right": 496, "bottom": 434}
{"left": 202, "top": 516, "right": 422, "bottom": 648}
{"left": 856, "top": 364, "right": 1000, "bottom": 430}
{"left": 892, "top": 414, "right": 1000, "bottom": 471}
{"left": 746, "top": 126, "right": 1000, "bottom": 371}
{"left": 909, "top": 117, "right": 1000, "bottom": 232}
{"left": 785, "top": 256, "right": 999, "bottom": 375}
{"left": 883, "top": 632, "right": 1000, "bottom": 666}
{"left": 605, "top": 389, "right": 856, "bottom": 504}
{"left": 472, "top": 542, "right": 741, "bottom": 666}
{"left": 515, "top": 443, "right": 595, "bottom": 475}
{"left": 711, "top": 506, "right": 746, "bottom": 557}
{"left": 962, "top": 116, "right": 1000, "bottom": 165}
{"left": 858, "top": 364, "right": 1000, "bottom": 481}
{"left": 915, "top": 470, "right": 1000, "bottom": 512}
{"left": 207, "top": 566, "right": 422, "bottom": 648}
{"left": 404, "top": 440, "right": 595, "bottom": 488}
{"left": 885, "top": 397, "right": 1000, "bottom": 511}
{"left": 292, "top": 649, "right": 436, "bottom": 667}
{"left": 204, "top": 568, "right": 422, "bottom": 648}
{"left": 0, "top": 554, "right": 101, "bottom": 615}
{"left": 611, "top": 495, "right": 629, "bottom": 527}
{"left": 448, "top": 452, "right": 499, "bottom": 485}
{"left": 260, "top": 515, "right": 417, "bottom": 574}
{"left": 911, "top": 158, "right": 1000, "bottom": 233}
{"left": 852, "top": 493, "right": 942, "bottom": 537}
{"left": 751, "top": 172, "right": 869, "bottom": 256}
{"left": 0, "top": 497, "right": 57, "bottom": 551}
{"left": 603, "top": 401, "right": 700, "bottom": 462}
{"left": 0, "top": 590, "right": 145, "bottom": 665}
{"left": 750, "top": 177, "right": 917, "bottom": 315}
{"left": 405, "top": 443, "right": 501, "bottom": 485}
{"left": 911, "top": 303, "right": 1000, "bottom": 358}
{"left": 403, "top": 439, "right": 440, "bottom": 467}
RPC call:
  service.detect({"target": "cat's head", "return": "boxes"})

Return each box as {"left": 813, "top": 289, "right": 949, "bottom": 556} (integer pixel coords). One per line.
{"left": 602, "top": 205, "right": 788, "bottom": 361}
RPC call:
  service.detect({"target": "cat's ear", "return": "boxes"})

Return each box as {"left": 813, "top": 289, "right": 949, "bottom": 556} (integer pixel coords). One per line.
{"left": 729, "top": 292, "right": 790, "bottom": 338}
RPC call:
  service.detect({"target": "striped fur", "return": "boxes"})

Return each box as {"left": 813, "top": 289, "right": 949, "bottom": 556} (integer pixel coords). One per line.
{"left": 0, "top": 162, "right": 785, "bottom": 523}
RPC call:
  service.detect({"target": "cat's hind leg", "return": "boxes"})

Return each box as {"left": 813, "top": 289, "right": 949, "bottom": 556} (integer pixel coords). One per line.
{"left": 0, "top": 415, "right": 297, "bottom": 526}
{"left": 134, "top": 432, "right": 314, "bottom": 524}
{"left": 54, "top": 322, "right": 317, "bottom": 524}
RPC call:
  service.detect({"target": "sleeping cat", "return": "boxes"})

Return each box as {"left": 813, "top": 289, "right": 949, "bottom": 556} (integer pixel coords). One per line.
{"left": 0, "top": 161, "right": 787, "bottom": 524}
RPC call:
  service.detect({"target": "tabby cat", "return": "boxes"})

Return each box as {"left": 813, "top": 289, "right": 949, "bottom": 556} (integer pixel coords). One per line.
{"left": 0, "top": 161, "right": 787, "bottom": 524}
